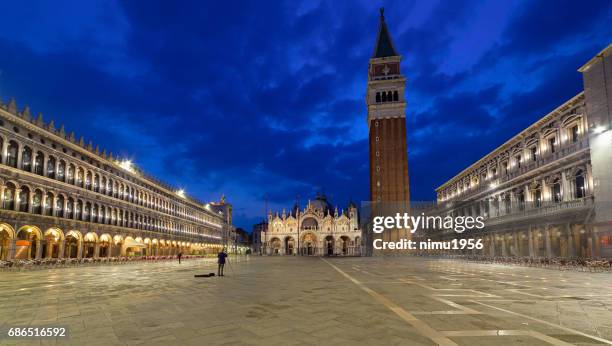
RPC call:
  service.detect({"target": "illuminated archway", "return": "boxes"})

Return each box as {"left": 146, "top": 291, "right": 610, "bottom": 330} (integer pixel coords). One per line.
{"left": 99, "top": 234, "right": 112, "bottom": 257}
{"left": 0, "top": 223, "right": 16, "bottom": 260}
{"left": 83, "top": 232, "right": 98, "bottom": 258}
{"left": 64, "top": 230, "right": 83, "bottom": 259}
{"left": 43, "top": 228, "right": 64, "bottom": 259}
{"left": 15, "top": 226, "right": 42, "bottom": 259}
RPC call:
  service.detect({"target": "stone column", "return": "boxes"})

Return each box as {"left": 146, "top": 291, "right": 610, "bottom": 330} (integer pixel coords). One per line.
{"left": 77, "top": 241, "right": 83, "bottom": 259}
{"left": 513, "top": 232, "right": 520, "bottom": 257}
{"left": 50, "top": 195, "right": 58, "bottom": 216}
{"left": 16, "top": 146, "right": 22, "bottom": 169}
{"left": 42, "top": 154, "right": 48, "bottom": 177}
{"left": 561, "top": 171, "right": 571, "bottom": 202}
{"left": 545, "top": 227, "right": 552, "bottom": 258}
{"left": 528, "top": 227, "right": 535, "bottom": 257}
{"left": 27, "top": 192, "right": 34, "bottom": 213}
{"left": 58, "top": 240, "right": 65, "bottom": 258}
{"left": 0, "top": 185, "right": 5, "bottom": 208}
{"left": 1, "top": 140, "right": 8, "bottom": 165}
{"left": 566, "top": 224, "right": 575, "bottom": 258}
{"left": 490, "top": 235, "right": 495, "bottom": 257}
{"left": 501, "top": 236, "right": 507, "bottom": 256}
{"left": 63, "top": 197, "right": 68, "bottom": 217}
{"left": 523, "top": 185, "right": 530, "bottom": 209}
{"left": 7, "top": 239, "right": 16, "bottom": 259}
{"left": 35, "top": 240, "right": 43, "bottom": 259}
{"left": 13, "top": 188, "right": 20, "bottom": 211}
{"left": 41, "top": 193, "right": 48, "bottom": 215}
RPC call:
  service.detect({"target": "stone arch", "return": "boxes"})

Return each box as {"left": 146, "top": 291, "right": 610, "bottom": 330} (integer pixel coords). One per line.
{"left": 99, "top": 233, "right": 112, "bottom": 257}
{"left": 83, "top": 232, "right": 98, "bottom": 258}
{"left": 0, "top": 223, "right": 16, "bottom": 260}
{"left": 300, "top": 232, "right": 317, "bottom": 256}
{"left": 43, "top": 228, "right": 64, "bottom": 258}
{"left": 269, "top": 237, "right": 282, "bottom": 255}
{"left": 64, "top": 230, "right": 83, "bottom": 259}
{"left": 339, "top": 235, "right": 351, "bottom": 255}
{"left": 123, "top": 236, "right": 145, "bottom": 257}
{"left": 15, "top": 225, "right": 42, "bottom": 259}
{"left": 284, "top": 236, "right": 295, "bottom": 255}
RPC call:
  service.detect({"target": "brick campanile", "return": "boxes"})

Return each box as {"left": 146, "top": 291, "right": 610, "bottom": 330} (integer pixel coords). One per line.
{"left": 367, "top": 9, "right": 410, "bottom": 247}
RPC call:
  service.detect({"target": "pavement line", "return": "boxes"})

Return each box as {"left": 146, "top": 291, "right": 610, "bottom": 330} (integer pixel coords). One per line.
{"left": 471, "top": 300, "right": 612, "bottom": 345}
{"left": 441, "top": 330, "right": 572, "bottom": 346}
{"left": 321, "top": 258, "right": 457, "bottom": 346}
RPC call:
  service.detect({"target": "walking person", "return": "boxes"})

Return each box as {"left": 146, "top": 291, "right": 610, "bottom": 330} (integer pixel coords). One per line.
{"left": 217, "top": 248, "right": 228, "bottom": 276}
{"left": 178, "top": 251, "right": 182, "bottom": 264}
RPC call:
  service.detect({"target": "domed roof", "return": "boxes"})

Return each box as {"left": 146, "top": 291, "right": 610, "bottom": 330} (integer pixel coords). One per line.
{"left": 309, "top": 193, "right": 334, "bottom": 215}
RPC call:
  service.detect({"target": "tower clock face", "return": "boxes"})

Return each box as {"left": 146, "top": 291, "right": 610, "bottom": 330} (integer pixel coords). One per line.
{"left": 373, "top": 63, "right": 399, "bottom": 77}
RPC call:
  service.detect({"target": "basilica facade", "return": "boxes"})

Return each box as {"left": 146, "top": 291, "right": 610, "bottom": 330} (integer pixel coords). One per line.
{"left": 258, "top": 194, "right": 362, "bottom": 256}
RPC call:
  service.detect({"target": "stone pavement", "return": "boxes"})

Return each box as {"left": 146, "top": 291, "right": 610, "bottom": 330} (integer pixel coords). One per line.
{"left": 0, "top": 256, "right": 612, "bottom": 345}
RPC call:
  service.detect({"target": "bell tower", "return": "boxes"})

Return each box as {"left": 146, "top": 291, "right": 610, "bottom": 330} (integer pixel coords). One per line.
{"left": 367, "top": 8, "right": 410, "bottom": 248}
{"left": 367, "top": 8, "right": 410, "bottom": 205}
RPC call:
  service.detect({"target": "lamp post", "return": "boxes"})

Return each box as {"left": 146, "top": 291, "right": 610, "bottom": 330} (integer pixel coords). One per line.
{"left": 296, "top": 194, "right": 300, "bottom": 256}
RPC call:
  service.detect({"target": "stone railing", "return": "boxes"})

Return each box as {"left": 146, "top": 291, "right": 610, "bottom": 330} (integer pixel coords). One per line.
{"left": 500, "top": 138, "right": 589, "bottom": 183}
{"left": 442, "top": 138, "right": 589, "bottom": 202}
{"left": 484, "top": 196, "right": 594, "bottom": 225}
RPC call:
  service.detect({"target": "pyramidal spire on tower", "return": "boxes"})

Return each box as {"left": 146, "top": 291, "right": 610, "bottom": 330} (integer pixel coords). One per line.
{"left": 372, "top": 7, "right": 399, "bottom": 58}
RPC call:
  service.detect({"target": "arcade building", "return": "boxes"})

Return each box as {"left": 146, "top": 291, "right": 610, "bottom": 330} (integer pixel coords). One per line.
{"left": 432, "top": 44, "right": 612, "bottom": 259}
{"left": 0, "top": 98, "right": 234, "bottom": 261}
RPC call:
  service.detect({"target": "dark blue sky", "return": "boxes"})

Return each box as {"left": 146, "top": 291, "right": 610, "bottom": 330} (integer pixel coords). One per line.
{"left": 0, "top": 0, "right": 610, "bottom": 230}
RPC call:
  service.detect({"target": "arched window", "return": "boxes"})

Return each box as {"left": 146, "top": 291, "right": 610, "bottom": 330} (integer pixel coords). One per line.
{"left": 381, "top": 91, "right": 387, "bottom": 102}
{"left": 91, "top": 204, "right": 97, "bottom": 223}
{"left": 19, "top": 186, "right": 29, "bottom": 212}
{"left": 7, "top": 141, "right": 18, "bottom": 168}
{"left": 575, "top": 170, "right": 585, "bottom": 198}
{"left": 2, "top": 183, "right": 16, "bottom": 209}
{"left": 55, "top": 195, "right": 64, "bottom": 217}
{"left": 45, "top": 192, "right": 53, "bottom": 216}
{"left": 75, "top": 200, "right": 82, "bottom": 220}
{"left": 83, "top": 202, "right": 91, "bottom": 221}
{"left": 57, "top": 160, "right": 66, "bottom": 181}
{"left": 34, "top": 151, "right": 44, "bottom": 175}
{"left": 375, "top": 92, "right": 381, "bottom": 103}
{"left": 387, "top": 91, "right": 393, "bottom": 101}
{"left": 533, "top": 185, "right": 542, "bottom": 208}
{"left": 32, "top": 189, "right": 43, "bottom": 214}
{"left": 76, "top": 168, "right": 84, "bottom": 188}
{"left": 101, "top": 177, "right": 107, "bottom": 194}
{"left": 553, "top": 179, "right": 561, "bottom": 202}
{"left": 517, "top": 190, "right": 525, "bottom": 211}
{"left": 393, "top": 90, "right": 399, "bottom": 101}
{"left": 85, "top": 171, "right": 91, "bottom": 190}
{"left": 47, "top": 156, "right": 56, "bottom": 178}
{"left": 67, "top": 164, "right": 75, "bottom": 184}
{"left": 66, "top": 198, "right": 74, "bottom": 219}
{"left": 21, "top": 146, "right": 32, "bottom": 171}
{"left": 93, "top": 174, "right": 100, "bottom": 193}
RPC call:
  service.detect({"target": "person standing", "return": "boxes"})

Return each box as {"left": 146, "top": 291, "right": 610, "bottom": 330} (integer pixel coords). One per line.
{"left": 217, "top": 249, "right": 228, "bottom": 276}
{"left": 178, "top": 252, "right": 182, "bottom": 264}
